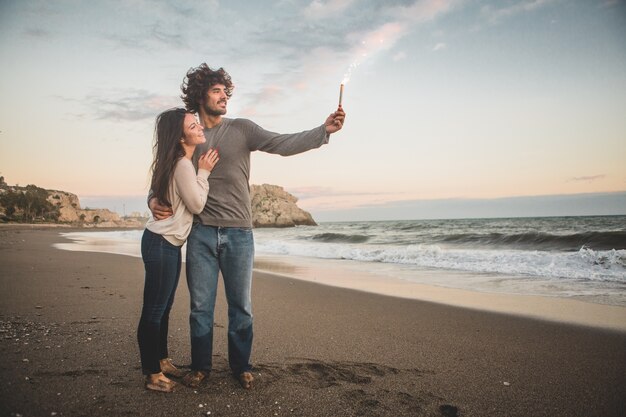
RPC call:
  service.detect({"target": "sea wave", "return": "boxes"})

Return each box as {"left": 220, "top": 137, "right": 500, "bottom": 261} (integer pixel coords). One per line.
{"left": 434, "top": 231, "right": 626, "bottom": 251}
{"left": 308, "top": 233, "right": 371, "bottom": 243}
{"left": 54, "top": 217, "right": 626, "bottom": 307}
{"left": 254, "top": 239, "right": 626, "bottom": 283}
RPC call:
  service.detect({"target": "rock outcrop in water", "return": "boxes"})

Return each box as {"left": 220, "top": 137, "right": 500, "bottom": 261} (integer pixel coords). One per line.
{"left": 250, "top": 184, "right": 317, "bottom": 228}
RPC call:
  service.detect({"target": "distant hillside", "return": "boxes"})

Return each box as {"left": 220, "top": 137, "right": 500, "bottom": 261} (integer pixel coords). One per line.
{"left": 0, "top": 176, "right": 144, "bottom": 228}
{"left": 0, "top": 177, "right": 316, "bottom": 228}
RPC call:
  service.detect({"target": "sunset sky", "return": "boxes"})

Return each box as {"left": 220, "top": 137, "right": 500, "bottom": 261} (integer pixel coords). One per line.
{"left": 1, "top": 0, "right": 624, "bottom": 220}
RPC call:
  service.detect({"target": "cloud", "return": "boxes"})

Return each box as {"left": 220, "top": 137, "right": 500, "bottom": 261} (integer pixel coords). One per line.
{"left": 393, "top": 51, "right": 407, "bottom": 61}
{"left": 97, "top": 0, "right": 222, "bottom": 52}
{"left": 62, "top": 89, "right": 181, "bottom": 122}
{"left": 247, "top": 20, "right": 350, "bottom": 54}
{"left": 11, "top": 0, "right": 461, "bottom": 122}
{"left": 336, "top": 1, "right": 462, "bottom": 83}
{"left": 567, "top": 174, "right": 606, "bottom": 182}
{"left": 388, "top": 0, "right": 460, "bottom": 23}
{"left": 22, "top": 28, "right": 53, "bottom": 38}
{"left": 303, "top": 0, "right": 357, "bottom": 19}
{"left": 182, "top": 0, "right": 462, "bottom": 116}
{"left": 346, "top": 0, "right": 459, "bottom": 59}
{"left": 104, "top": 25, "right": 189, "bottom": 51}
{"left": 312, "top": 192, "right": 626, "bottom": 221}
{"left": 287, "top": 186, "right": 410, "bottom": 210}
{"left": 600, "top": 0, "right": 620, "bottom": 7}
{"left": 239, "top": 84, "right": 287, "bottom": 118}
{"left": 482, "top": 0, "right": 557, "bottom": 24}
{"left": 288, "top": 186, "right": 397, "bottom": 199}
{"left": 432, "top": 42, "right": 446, "bottom": 51}
{"left": 146, "top": 23, "right": 188, "bottom": 49}
{"left": 240, "top": 1, "right": 458, "bottom": 84}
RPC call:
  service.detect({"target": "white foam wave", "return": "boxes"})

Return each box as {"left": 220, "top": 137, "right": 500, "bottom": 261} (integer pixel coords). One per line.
{"left": 254, "top": 240, "right": 626, "bottom": 283}
{"left": 57, "top": 230, "right": 626, "bottom": 283}
{"left": 53, "top": 228, "right": 626, "bottom": 306}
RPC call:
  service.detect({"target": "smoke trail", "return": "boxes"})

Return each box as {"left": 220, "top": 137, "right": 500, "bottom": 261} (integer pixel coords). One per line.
{"left": 342, "top": 62, "right": 360, "bottom": 84}
{"left": 340, "top": 22, "right": 406, "bottom": 84}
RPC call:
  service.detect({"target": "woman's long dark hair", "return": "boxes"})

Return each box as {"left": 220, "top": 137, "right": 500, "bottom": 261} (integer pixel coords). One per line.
{"left": 150, "top": 108, "right": 188, "bottom": 207}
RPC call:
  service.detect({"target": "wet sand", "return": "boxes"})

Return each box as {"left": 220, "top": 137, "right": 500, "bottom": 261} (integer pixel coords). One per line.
{"left": 254, "top": 255, "right": 626, "bottom": 332}
{"left": 1, "top": 226, "right": 625, "bottom": 417}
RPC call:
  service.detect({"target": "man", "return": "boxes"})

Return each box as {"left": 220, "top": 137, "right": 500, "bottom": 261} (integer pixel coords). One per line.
{"left": 149, "top": 63, "right": 345, "bottom": 389}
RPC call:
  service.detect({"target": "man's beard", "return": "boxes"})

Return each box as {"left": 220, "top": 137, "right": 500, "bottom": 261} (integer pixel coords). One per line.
{"left": 203, "top": 100, "right": 227, "bottom": 116}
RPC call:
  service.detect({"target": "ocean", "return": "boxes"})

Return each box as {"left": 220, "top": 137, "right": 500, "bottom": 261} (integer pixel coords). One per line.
{"left": 55, "top": 215, "right": 626, "bottom": 307}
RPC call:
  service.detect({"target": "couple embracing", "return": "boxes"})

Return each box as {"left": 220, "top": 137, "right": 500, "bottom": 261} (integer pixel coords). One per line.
{"left": 136, "top": 63, "right": 346, "bottom": 392}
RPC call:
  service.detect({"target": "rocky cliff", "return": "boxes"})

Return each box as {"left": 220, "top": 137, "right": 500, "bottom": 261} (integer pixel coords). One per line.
{"left": 46, "top": 190, "right": 144, "bottom": 228}
{"left": 250, "top": 184, "right": 317, "bottom": 228}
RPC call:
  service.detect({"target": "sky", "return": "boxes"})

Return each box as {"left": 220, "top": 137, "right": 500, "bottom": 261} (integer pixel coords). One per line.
{"left": 0, "top": 0, "right": 625, "bottom": 221}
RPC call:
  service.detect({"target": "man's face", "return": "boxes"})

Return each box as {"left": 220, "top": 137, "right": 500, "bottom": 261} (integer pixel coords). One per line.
{"left": 202, "top": 83, "right": 228, "bottom": 116}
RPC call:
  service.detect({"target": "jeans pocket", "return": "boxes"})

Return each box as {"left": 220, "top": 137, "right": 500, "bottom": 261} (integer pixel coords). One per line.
{"left": 143, "top": 230, "right": 179, "bottom": 262}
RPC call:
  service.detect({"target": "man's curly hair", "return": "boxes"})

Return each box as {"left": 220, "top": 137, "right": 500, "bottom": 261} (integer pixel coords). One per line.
{"left": 180, "top": 64, "right": 234, "bottom": 114}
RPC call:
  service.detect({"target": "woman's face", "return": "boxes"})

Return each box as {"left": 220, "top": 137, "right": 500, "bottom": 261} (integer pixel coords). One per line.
{"left": 182, "top": 113, "right": 205, "bottom": 145}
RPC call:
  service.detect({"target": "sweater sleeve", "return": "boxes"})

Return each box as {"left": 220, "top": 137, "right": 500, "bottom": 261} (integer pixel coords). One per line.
{"left": 242, "top": 119, "right": 330, "bottom": 156}
{"left": 173, "top": 159, "right": 210, "bottom": 215}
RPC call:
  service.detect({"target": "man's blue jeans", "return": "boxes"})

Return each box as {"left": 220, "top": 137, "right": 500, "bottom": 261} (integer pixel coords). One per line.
{"left": 137, "top": 229, "right": 181, "bottom": 375}
{"left": 186, "top": 223, "right": 254, "bottom": 375}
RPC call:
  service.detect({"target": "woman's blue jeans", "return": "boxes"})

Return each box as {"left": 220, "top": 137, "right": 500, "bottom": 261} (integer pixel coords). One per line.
{"left": 186, "top": 224, "right": 254, "bottom": 376}
{"left": 137, "top": 229, "right": 181, "bottom": 375}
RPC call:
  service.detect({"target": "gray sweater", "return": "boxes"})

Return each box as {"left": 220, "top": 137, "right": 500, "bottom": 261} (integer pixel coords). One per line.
{"left": 192, "top": 118, "right": 329, "bottom": 228}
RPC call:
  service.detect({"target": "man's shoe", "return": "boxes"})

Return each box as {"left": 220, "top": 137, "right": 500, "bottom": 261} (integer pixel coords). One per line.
{"left": 182, "top": 370, "right": 209, "bottom": 388}
{"left": 160, "top": 358, "right": 185, "bottom": 378}
{"left": 239, "top": 371, "right": 254, "bottom": 389}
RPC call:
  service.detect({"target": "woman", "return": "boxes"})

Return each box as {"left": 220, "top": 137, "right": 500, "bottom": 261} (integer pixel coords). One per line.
{"left": 137, "top": 108, "right": 219, "bottom": 392}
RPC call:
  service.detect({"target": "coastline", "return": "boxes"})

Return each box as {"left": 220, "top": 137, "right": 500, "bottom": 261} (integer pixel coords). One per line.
{"left": 52, "top": 226, "right": 626, "bottom": 332}
{"left": 254, "top": 254, "right": 626, "bottom": 332}
{"left": 0, "top": 223, "right": 143, "bottom": 230}
{"left": 1, "top": 228, "right": 625, "bottom": 416}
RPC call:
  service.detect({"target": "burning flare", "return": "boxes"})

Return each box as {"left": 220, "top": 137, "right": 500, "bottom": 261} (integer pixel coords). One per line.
{"left": 339, "top": 83, "right": 344, "bottom": 107}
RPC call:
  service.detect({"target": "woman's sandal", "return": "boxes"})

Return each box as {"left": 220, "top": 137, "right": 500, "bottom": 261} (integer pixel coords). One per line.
{"left": 145, "top": 376, "right": 177, "bottom": 393}
{"left": 159, "top": 358, "right": 185, "bottom": 378}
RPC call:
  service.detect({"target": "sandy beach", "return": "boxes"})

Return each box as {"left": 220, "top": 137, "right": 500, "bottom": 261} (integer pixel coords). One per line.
{"left": 1, "top": 226, "right": 625, "bottom": 417}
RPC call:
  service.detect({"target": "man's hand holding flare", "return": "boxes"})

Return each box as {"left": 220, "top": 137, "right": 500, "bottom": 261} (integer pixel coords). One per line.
{"left": 325, "top": 106, "right": 346, "bottom": 135}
